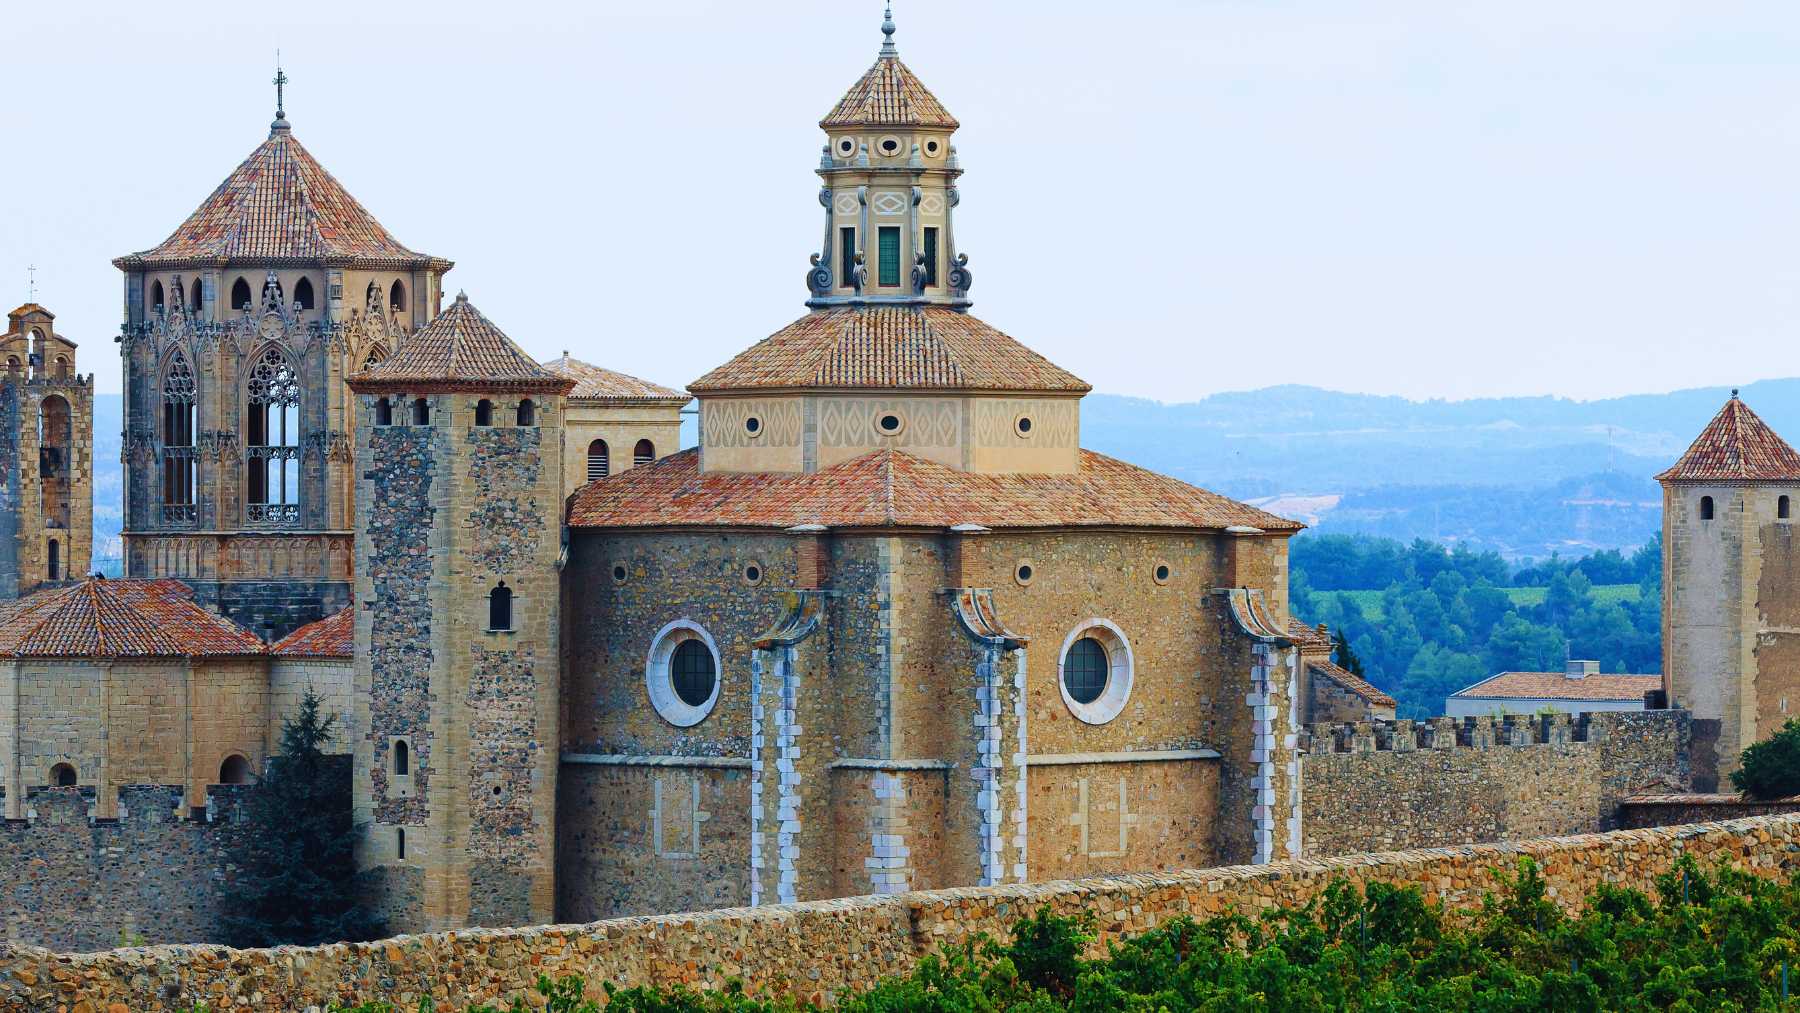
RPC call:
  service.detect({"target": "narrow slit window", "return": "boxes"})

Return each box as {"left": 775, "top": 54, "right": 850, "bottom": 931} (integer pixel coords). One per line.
{"left": 922, "top": 227, "right": 939, "bottom": 287}
{"left": 411, "top": 398, "right": 430, "bottom": 425}
{"left": 489, "top": 582, "right": 513, "bottom": 631}
{"left": 475, "top": 399, "right": 493, "bottom": 426}
{"left": 516, "top": 399, "right": 535, "bottom": 426}
{"left": 374, "top": 399, "right": 393, "bottom": 426}
{"left": 1781, "top": 495, "right": 1791, "bottom": 520}
{"left": 46, "top": 539, "right": 59, "bottom": 581}
{"left": 878, "top": 226, "right": 901, "bottom": 286}
{"left": 396, "top": 827, "right": 406, "bottom": 860}
{"left": 839, "top": 227, "right": 857, "bottom": 288}
{"left": 394, "top": 740, "right": 410, "bottom": 776}
{"left": 1701, "top": 496, "right": 1715, "bottom": 520}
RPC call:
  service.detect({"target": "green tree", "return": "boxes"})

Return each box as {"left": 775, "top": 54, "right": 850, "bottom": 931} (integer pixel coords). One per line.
{"left": 221, "top": 689, "right": 385, "bottom": 947}
{"left": 1732, "top": 718, "right": 1800, "bottom": 799}
{"left": 1330, "top": 628, "right": 1365, "bottom": 676}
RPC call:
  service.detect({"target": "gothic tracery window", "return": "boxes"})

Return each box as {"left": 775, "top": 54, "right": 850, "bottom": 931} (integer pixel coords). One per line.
{"left": 161, "top": 353, "right": 197, "bottom": 524}
{"left": 246, "top": 346, "right": 301, "bottom": 524}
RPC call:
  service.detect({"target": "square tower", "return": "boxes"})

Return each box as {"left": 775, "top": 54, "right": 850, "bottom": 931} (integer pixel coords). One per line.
{"left": 0, "top": 304, "right": 93, "bottom": 595}
{"left": 348, "top": 294, "right": 571, "bottom": 932}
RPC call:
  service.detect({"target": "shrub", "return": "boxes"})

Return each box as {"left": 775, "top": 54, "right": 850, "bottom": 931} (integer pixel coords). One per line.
{"left": 1732, "top": 717, "right": 1800, "bottom": 799}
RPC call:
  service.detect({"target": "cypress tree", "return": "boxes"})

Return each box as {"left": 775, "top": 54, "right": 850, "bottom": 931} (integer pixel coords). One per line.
{"left": 1331, "top": 628, "right": 1367, "bottom": 677}
{"left": 221, "top": 689, "right": 385, "bottom": 946}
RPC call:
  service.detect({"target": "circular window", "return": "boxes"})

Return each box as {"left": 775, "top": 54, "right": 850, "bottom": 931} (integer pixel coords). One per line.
{"left": 1014, "top": 415, "right": 1034, "bottom": 438}
{"left": 879, "top": 135, "right": 902, "bottom": 156}
{"left": 1058, "top": 621, "right": 1134, "bottom": 724}
{"left": 611, "top": 564, "right": 628, "bottom": 584}
{"left": 875, "top": 411, "right": 905, "bottom": 436}
{"left": 1153, "top": 562, "right": 1172, "bottom": 586}
{"left": 743, "top": 562, "right": 764, "bottom": 586}
{"left": 646, "top": 621, "right": 722, "bottom": 727}
{"left": 745, "top": 416, "right": 763, "bottom": 438}
{"left": 924, "top": 138, "right": 942, "bottom": 157}
{"left": 1014, "top": 561, "right": 1035, "bottom": 586}
{"left": 836, "top": 136, "right": 857, "bottom": 157}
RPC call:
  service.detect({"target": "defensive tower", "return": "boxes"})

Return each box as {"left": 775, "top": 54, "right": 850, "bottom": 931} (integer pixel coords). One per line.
{"left": 0, "top": 304, "right": 93, "bottom": 595}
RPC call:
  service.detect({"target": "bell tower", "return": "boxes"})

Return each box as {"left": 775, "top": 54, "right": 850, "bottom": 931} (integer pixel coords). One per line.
{"left": 0, "top": 303, "right": 93, "bottom": 596}
{"left": 806, "top": 4, "right": 972, "bottom": 308}
{"left": 349, "top": 293, "right": 571, "bottom": 932}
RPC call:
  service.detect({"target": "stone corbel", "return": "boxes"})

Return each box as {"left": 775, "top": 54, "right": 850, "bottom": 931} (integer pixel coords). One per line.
{"left": 950, "top": 588, "right": 1026, "bottom": 652}
{"left": 1214, "top": 587, "right": 1292, "bottom": 645}
{"left": 752, "top": 590, "right": 827, "bottom": 650}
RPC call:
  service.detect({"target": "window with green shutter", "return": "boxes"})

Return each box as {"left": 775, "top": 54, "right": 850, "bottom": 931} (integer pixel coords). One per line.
{"left": 923, "top": 227, "right": 939, "bottom": 287}
{"left": 878, "top": 227, "right": 901, "bottom": 287}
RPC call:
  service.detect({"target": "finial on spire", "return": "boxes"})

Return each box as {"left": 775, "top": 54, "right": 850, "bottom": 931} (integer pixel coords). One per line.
{"left": 1733, "top": 388, "right": 1741, "bottom": 399}
{"left": 26, "top": 264, "right": 36, "bottom": 305}
{"left": 880, "top": 2, "right": 897, "bottom": 57}
{"left": 271, "top": 53, "right": 290, "bottom": 133}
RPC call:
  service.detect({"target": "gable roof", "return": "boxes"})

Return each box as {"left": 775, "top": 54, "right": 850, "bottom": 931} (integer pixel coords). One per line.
{"left": 0, "top": 579, "right": 264, "bottom": 659}
{"left": 114, "top": 122, "right": 447, "bottom": 271}
{"left": 1307, "top": 660, "right": 1397, "bottom": 708}
{"left": 1450, "top": 671, "right": 1660, "bottom": 703}
{"left": 1657, "top": 396, "right": 1800, "bottom": 483}
{"left": 544, "top": 355, "right": 688, "bottom": 404}
{"left": 350, "top": 293, "right": 573, "bottom": 393}
{"left": 688, "top": 307, "right": 1089, "bottom": 395}
{"left": 568, "top": 447, "right": 1303, "bottom": 533}
{"left": 271, "top": 606, "right": 353, "bottom": 659}
{"left": 1287, "top": 619, "right": 1333, "bottom": 653}
{"left": 822, "top": 54, "right": 958, "bottom": 130}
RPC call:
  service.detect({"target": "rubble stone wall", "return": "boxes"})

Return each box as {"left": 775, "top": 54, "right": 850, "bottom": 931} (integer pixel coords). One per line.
{"left": 4, "top": 813, "right": 1795, "bottom": 1011}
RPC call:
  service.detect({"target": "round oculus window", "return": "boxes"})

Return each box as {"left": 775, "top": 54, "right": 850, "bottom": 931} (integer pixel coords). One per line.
{"left": 1153, "top": 563, "right": 1172, "bottom": 585}
{"left": 743, "top": 562, "right": 764, "bottom": 586}
{"left": 1015, "top": 415, "right": 1035, "bottom": 438}
{"left": 646, "top": 621, "right": 722, "bottom": 727}
{"left": 879, "top": 135, "right": 902, "bottom": 155}
{"left": 745, "top": 416, "right": 763, "bottom": 437}
{"left": 924, "top": 138, "right": 942, "bottom": 156}
{"left": 612, "top": 564, "right": 628, "bottom": 584}
{"left": 1058, "top": 620, "right": 1134, "bottom": 725}
{"left": 876, "top": 412, "right": 904, "bottom": 436}
{"left": 1014, "top": 562, "right": 1035, "bottom": 586}
{"left": 836, "top": 136, "right": 857, "bottom": 157}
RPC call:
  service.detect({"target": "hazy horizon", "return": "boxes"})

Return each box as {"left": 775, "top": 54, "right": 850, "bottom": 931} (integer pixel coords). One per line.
{"left": 10, "top": 1, "right": 1800, "bottom": 401}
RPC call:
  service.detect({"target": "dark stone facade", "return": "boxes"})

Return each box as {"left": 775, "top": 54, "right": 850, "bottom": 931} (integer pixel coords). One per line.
{"left": 0, "top": 382, "right": 20, "bottom": 598}
{"left": 184, "top": 578, "right": 351, "bottom": 642}
{"left": 364, "top": 425, "right": 436, "bottom": 828}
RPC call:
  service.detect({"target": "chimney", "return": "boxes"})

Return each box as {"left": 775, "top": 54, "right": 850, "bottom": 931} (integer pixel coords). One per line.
{"left": 785, "top": 524, "right": 828, "bottom": 589}
{"left": 947, "top": 523, "right": 990, "bottom": 587}
{"left": 1564, "top": 659, "right": 1599, "bottom": 680}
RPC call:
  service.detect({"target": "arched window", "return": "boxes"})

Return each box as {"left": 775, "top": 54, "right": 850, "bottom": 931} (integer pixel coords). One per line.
{"left": 516, "top": 399, "right": 535, "bottom": 426}
{"left": 293, "top": 277, "right": 315, "bottom": 311}
{"left": 150, "top": 280, "right": 165, "bottom": 311}
{"left": 374, "top": 398, "right": 393, "bottom": 426}
{"left": 246, "top": 347, "right": 301, "bottom": 525}
{"left": 1781, "top": 495, "right": 1791, "bottom": 520}
{"left": 475, "top": 399, "right": 494, "bottom": 426}
{"left": 587, "top": 439, "right": 610, "bottom": 481}
{"left": 39, "top": 395, "right": 71, "bottom": 530}
{"left": 633, "top": 439, "right": 655, "bottom": 468}
{"left": 231, "top": 278, "right": 253, "bottom": 311}
{"left": 397, "top": 827, "right": 407, "bottom": 860}
{"left": 489, "top": 582, "right": 513, "bottom": 631}
{"left": 50, "top": 762, "right": 76, "bottom": 787}
{"left": 411, "top": 397, "right": 430, "bottom": 425}
{"left": 46, "top": 539, "right": 59, "bottom": 581}
{"left": 6, "top": 357, "right": 19, "bottom": 377}
{"left": 1701, "top": 496, "right": 1715, "bottom": 521}
{"left": 393, "top": 739, "right": 410, "bottom": 776}
{"left": 218, "top": 754, "right": 252, "bottom": 784}
{"left": 190, "top": 277, "right": 204, "bottom": 312}
{"left": 390, "top": 280, "right": 406, "bottom": 311}
{"left": 53, "top": 355, "right": 69, "bottom": 380}
{"left": 161, "top": 353, "right": 197, "bottom": 521}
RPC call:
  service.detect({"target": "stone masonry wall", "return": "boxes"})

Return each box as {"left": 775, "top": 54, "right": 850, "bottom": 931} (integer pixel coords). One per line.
{"left": 5, "top": 813, "right": 1796, "bottom": 1010}
{"left": 1301, "top": 710, "right": 1690, "bottom": 857}
{"left": 1616, "top": 793, "right": 1800, "bottom": 829}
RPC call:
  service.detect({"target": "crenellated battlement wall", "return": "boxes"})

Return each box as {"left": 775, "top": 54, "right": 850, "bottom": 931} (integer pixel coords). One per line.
{"left": 1300, "top": 709, "right": 1690, "bottom": 857}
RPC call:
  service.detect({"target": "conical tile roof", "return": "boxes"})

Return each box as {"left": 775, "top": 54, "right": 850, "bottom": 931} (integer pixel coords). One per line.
{"left": 350, "top": 293, "right": 573, "bottom": 393}
{"left": 688, "top": 306, "right": 1088, "bottom": 394}
{"left": 821, "top": 10, "right": 957, "bottom": 130}
{"left": 1657, "top": 395, "right": 1800, "bottom": 482}
{"left": 114, "top": 121, "right": 447, "bottom": 270}
{"left": 544, "top": 355, "right": 688, "bottom": 404}
{"left": 0, "top": 579, "right": 265, "bottom": 658}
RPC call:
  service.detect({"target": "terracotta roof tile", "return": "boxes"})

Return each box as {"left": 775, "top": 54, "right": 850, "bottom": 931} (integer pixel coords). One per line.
{"left": 1450, "top": 671, "right": 1661, "bottom": 703}
{"left": 822, "top": 55, "right": 958, "bottom": 130}
{"left": 114, "top": 124, "right": 443, "bottom": 270}
{"left": 271, "top": 606, "right": 353, "bottom": 658}
{"left": 689, "top": 307, "right": 1088, "bottom": 394}
{"left": 1287, "top": 619, "right": 1333, "bottom": 652}
{"left": 569, "top": 447, "right": 1304, "bottom": 533}
{"left": 1657, "top": 396, "right": 1800, "bottom": 482}
{"left": 350, "top": 293, "right": 573, "bottom": 393}
{"left": 1307, "top": 660, "right": 1397, "bottom": 707}
{"left": 544, "top": 355, "right": 687, "bottom": 404}
{"left": 0, "top": 579, "right": 264, "bottom": 659}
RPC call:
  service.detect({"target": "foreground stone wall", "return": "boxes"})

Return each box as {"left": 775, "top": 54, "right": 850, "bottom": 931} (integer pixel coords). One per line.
{"left": 1301, "top": 709, "right": 1689, "bottom": 857}
{"left": 6, "top": 812, "right": 1794, "bottom": 1011}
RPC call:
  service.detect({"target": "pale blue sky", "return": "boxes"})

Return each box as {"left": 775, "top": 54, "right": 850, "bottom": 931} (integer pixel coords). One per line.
{"left": 7, "top": 1, "right": 1800, "bottom": 401}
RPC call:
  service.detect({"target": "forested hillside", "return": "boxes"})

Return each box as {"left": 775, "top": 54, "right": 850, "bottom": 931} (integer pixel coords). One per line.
{"left": 1291, "top": 533, "right": 1661, "bottom": 719}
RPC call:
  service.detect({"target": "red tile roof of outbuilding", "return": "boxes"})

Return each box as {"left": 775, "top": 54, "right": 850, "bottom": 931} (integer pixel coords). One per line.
{"left": 271, "top": 607, "right": 353, "bottom": 659}
{"left": 0, "top": 579, "right": 264, "bottom": 659}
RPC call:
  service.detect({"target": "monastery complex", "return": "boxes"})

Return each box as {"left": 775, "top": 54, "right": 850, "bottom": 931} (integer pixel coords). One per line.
{"left": 0, "top": 9, "right": 1796, "bottom": 950}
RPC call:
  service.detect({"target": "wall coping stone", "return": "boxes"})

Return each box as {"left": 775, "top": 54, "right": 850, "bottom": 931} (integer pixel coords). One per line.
{"left": 560, "top": 753, "right": 753, "bottom": 769}
{"left": 1025, "top": 749, "right": 1222, "bottom": 765}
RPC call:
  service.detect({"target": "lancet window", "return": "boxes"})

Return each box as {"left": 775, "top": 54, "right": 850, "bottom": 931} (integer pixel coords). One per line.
{"left": 161, "top": 353, "right": 197, "bottom": 525}
{"left": 246, "top": 346, "right": 301, "bottom": 525}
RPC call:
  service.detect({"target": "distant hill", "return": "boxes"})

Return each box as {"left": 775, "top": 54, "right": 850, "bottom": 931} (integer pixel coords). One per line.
{"left": 88, "top": 378, "right": 1784, "bottom": 565}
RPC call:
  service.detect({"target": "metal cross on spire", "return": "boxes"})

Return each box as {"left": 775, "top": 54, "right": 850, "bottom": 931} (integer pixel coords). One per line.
{"left": 26, "top": 265, "right": 36, "bottom": 304}
{"left": 273, "top": 53, "right": 289, "bottom": 119}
